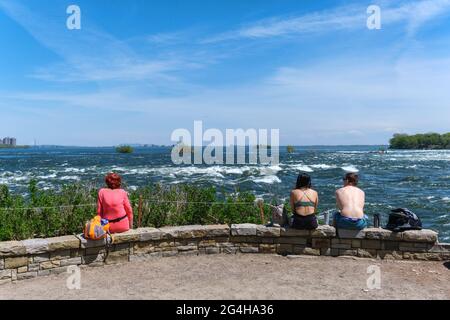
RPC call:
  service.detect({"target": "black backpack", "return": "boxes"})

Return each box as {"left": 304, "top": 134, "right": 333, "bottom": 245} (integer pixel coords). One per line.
{"left": 385, "top": 208, "right": 422, "bottom": 232}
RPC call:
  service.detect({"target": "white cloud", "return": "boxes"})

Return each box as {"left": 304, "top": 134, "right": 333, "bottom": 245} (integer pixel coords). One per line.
{"left": 203, "top": 0, "right": 450, "bottom": 43}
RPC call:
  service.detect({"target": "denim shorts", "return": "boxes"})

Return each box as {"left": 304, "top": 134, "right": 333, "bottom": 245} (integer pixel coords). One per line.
{"left": 333, "top": 212, "right": 368, "bottom": 230}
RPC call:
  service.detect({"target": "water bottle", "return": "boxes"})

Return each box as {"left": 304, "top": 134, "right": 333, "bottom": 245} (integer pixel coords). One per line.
{"left": 373, "top": 214, "right": 380, "bottom": 228}
{"left": 324, "top": 211, "right": 330, "bottom": 225}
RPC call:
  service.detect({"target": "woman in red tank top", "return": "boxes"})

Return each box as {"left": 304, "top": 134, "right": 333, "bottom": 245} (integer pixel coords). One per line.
{"left": 97, "top": 173, "right": 133, "bottom": 233}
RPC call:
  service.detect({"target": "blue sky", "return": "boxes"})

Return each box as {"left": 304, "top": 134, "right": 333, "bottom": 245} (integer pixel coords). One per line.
{"left": 1, "top": 0, "right": 450, "bottom": 146}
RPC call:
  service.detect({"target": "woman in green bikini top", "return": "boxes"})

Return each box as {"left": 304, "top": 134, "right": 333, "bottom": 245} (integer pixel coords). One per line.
{"left": 290, "top": 173, "right": 319, "bottom": 230}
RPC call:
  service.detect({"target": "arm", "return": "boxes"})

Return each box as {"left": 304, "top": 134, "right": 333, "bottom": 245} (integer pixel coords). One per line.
{"left": 96, "top": 190, "right": 103, "bottom": 218}
{"left": 314, "top": 191, "right": 319, "bottom": 213}
{"left": 335, "top": 190, "right": 341, "bottom": 211}
{"left": 290, "top": 191, "right": 295, "bottom": 214}
{"left": 123, "top": 192, "right": 133, "bottom": 228}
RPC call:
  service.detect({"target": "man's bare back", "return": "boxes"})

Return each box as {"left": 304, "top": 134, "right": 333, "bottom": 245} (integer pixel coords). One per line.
{"left": 335, "top": 186, "right": 365, "bottom": 219}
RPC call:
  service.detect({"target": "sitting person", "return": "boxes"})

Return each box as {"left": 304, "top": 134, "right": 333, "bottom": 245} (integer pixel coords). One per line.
{"left": 290, "top": 173, "right": 319, "bottom": 230}
{"left": 97, "top": 173, "right": 133, "bottom": 233}
{"left": 334, "top": 172, "right": 367, "bottom": 230}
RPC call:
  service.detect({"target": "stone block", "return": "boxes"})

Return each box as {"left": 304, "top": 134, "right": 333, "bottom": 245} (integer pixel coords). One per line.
{"left": 230, "top": 236, "right": 259, "bottom": 243}
{"left": 276, "top": 237, "right": 307, "bottom": 245}
{"left": 398, "top": 244, "right": 427, "bottom": 252}
{"left": 38, "top": 270, "right": 51, "bottom": 276}
{"left": 312, "top": 238, "right": 330, "bottom": 248}
{"left": 40, "top": 260, "right": 61, "bottom": 270}
{"left": 276, "top": 244, "right": 293, "bottom": 254}
{"left": 50, "top": 249, "right": 71, "bottom": 260}
{"left": 293, "top": 247, "right": 320, "bottom": 256}
{"left": 256, "top": 225, "right": 280, "bottom": 237}
{"left": 338, "top": 249, "right": 358, "bottom": 256}
{"left": 33, "top": 253, "right": 50, "bottom": 263}
{"left": 5, "top": 256, "right": 28, "bottom": 269}
{"left": 0, "top": 269, "right": 12, "bottom": 280}
{"left": 112, "top": 243, "right": 130, "bottom": 251}
{"left": 331, "top": 239, "right": 351, "bottom": 249}
{"left": 259, "top": 244, "right": 277, "bottom": 253}
{"left": 205, "top": 247, "right": 220, "bottom": 254}
{"left": 133, "top": 242, "right": 156, "bottom": 255}
{"left": 239, "top": 246, "right": 259, "bottom": 253}
{"left": 112, "top": 229, "right": 140, "bottom": 244}
{"left": 138, "top": 227, "right": 164, "bottom": 241}
{"left": 28, "top": 263, "right": 40, "bottom": 272}
{"left": 403, "top": 252, "right": 442, "bottom": 261}
{"left": 337, "top": 228, "right": 366, "bottom": 239}
{"left": 198, "top": 240, "right": 217, "bottom": 248}
{"left": 402, "top": 229, "right": 438, "bottom": 243}
{"left": 311, "top": 225, "right": 336, "bottom": 238}
{"left": 177, "top": 245, "right": 198, "bottom": 252}
{"left": 17, "top": 266, "right": 28, "bottom": 273}
{"left": 105, "top": 250, "right": 129, "bottom": 264}
{"left": 17, "top": 272, "right": 37, "bottom": 280}
{"left": 280, "top": 228, "right": 310, "bottom": 237}
{"left": 161, "top": 250, "right": 178, "bottom": 257}
{"left": 356, "top": 249, "right": 377, "bottom": 258}
{"left": 361, "top": 240, "right": 382, "bottom": 250}
{"left": 0, "top": 241, "right": 26, "bottom": 257}
{"left": 219, "top": 243, "right": 238, "bottom": 254}
{"left": 378, "top": 250, "right": 402, "bottom": 260}
{"left": 364, "top": 228, "right": 402, "bottom": 240}
{"left": 160, "top": 224, "right": 229, "bottom": 239}
{"left": 351, "top": 240, "right": 361, "bottom": 248}
{"left": 60, "top": 257, "right": 82, "bottom": 267}
{"left": 178, "top": 250, "right": 199, "bottom": 256}
{"left": 22, "top": 238, "right": 49, "bottom": 254}
{"left": 49, "top": 266, "right": 68, "bottom": 275}
{"left": 47, "top": 235, "right": 80, "bottom": 251}
{"left": 382, "top": 241, "right": 399, "bottom": 251}
{"left": 231, "top": 224, "right": 257, "bottom": 236}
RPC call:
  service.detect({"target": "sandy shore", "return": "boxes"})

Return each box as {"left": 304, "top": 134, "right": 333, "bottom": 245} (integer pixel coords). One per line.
{"left": 0, "top": 254, "right": 448, "bottom": 300}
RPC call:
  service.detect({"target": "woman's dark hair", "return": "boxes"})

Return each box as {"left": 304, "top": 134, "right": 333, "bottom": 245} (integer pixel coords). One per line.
{"left": 344, "top": 173, "right": 359, "bottom": 186}
{"left": 296, "top": 173, "right": 312, "bottom": 189}
{"left": 105, "top": 173, "right": 122, "bottom": 189}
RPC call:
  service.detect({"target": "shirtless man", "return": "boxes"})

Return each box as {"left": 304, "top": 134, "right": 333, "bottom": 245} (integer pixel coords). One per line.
{"left": 334, "top": 173, "right": 367, "bottom": 230}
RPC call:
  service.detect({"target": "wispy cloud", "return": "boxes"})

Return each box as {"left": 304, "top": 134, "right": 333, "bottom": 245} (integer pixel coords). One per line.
{"left": 203, "top": 0, "right": 450, "bottom": 43}
{"left": 0, "top": 0, "right": 204, "bottom": 84}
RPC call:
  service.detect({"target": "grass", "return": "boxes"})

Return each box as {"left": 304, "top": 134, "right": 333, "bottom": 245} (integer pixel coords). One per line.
{"left": 0, "top": 181, "right": 274, "bottom": 241}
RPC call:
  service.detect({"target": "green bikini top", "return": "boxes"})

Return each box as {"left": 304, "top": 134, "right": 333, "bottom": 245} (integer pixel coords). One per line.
{"left": 294, "top": 190, "right": 316, "bottom": 208}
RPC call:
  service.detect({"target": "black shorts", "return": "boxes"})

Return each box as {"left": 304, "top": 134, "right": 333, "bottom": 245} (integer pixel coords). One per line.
{"left": 291, "top": 214, "right": 318, "bottom": 230}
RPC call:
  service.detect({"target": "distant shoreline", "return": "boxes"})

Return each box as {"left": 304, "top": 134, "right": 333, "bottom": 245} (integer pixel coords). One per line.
{"left": 0, "top": 145, "right": 30, "bottom": 149}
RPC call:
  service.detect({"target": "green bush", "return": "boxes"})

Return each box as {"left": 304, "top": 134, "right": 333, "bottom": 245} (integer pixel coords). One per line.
{"left": 0, "top": 182, "right": 270, "bottom": 241}
{"left": 390, "top": 132, "right": 450, "bottom": 149}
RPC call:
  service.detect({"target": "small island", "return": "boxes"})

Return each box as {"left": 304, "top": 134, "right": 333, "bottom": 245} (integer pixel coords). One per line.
{"left": 116, "top": 145, "right": 134, "bottom": 154}
{"left": 389, "top": 132, "right": 450, "bottom": 150}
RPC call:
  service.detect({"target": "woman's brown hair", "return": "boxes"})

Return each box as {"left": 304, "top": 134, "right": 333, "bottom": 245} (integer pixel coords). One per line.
{"left": 105, "top": 173, "right": 122, "bottom": 189}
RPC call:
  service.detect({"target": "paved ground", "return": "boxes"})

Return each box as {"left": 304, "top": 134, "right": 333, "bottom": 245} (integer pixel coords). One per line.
{"left": 0, "top": 254, "right": 449, "bottom": 300}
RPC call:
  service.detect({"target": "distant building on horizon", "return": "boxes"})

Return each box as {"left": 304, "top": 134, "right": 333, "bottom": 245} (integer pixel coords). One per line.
{"left": 1, "top": 137, "right": 17, "bottom": 146}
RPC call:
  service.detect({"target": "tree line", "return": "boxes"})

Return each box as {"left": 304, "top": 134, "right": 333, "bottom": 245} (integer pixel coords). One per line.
{"left": 389, "top": 133, "right": 450, "bottom": 149}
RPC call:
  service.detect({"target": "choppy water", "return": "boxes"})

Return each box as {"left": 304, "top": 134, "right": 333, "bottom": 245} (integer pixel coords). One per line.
{"left": 0, "top": 145, "right": 449, "bottom": 241}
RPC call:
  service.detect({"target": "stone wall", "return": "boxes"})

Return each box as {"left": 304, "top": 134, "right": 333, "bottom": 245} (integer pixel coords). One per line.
{"left": 0, "top": 224, "right": 448, "bottom": 284}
